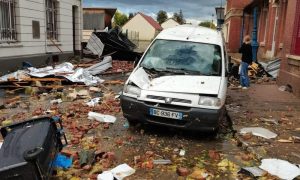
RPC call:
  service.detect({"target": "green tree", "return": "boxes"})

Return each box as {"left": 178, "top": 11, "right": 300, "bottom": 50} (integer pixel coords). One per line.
{"left": 156, "top": 10, "right": 168, "bottom": 24}
{"left": 128, "top": 12, "right": 135, "bottom": 19}
{"left": 173, "top": 9, "right": 186, "bottom": 24}
{"left": 199, "top": 21, "right": 216, "bottom": 29}
{"left": 113, "top": 11, "right": 129, "bottom": 27}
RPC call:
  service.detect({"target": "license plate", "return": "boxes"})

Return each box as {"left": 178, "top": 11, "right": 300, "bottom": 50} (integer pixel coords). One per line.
{"left": 149, "top": 108, "right": 183, "bottom": 120}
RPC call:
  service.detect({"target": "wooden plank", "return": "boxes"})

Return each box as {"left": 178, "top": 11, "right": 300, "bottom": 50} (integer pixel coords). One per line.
{"left": 12, "top": 82, "right": 21, "bottom": 87}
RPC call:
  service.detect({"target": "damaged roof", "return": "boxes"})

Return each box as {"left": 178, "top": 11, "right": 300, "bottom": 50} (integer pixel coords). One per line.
{"left": 156, "top": 25, "right": 223, "bottom": 45}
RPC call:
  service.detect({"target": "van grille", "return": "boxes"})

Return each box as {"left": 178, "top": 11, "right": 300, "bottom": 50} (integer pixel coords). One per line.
{"left": 146, "top": 95, "right": 192, "bottom": 104}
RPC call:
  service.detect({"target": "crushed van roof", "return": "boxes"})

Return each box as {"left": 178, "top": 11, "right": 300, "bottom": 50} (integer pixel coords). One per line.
{"left": 156, "top": 25, "right": 223, "bottom": 46}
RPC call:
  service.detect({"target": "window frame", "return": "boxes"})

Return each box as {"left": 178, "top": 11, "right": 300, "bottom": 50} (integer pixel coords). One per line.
{"left": 46, "top": 0, "right": 58, "bottom": 40}
{"left": 0, "top": 0, "right": 17, "bottom": 43}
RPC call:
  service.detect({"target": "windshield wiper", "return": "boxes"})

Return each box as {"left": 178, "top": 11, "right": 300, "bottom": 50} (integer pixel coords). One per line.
{"left": 165, "top": 67, "right": 201, "bottom": 75}
{"left": 141, "top": 66, "right": 163, "bottom": 74}
{"left": 205, "top": 72, "right": 221, "bottom": 76}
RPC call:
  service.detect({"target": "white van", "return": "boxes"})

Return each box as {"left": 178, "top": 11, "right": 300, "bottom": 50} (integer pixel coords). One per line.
{"left": 120, "top": 25, "right": 228, "bottom": 131}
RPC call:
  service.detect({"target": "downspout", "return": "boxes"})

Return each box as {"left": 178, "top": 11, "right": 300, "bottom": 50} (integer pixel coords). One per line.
{"left": 252, "top": 7, "right": 259, "bottom": 62}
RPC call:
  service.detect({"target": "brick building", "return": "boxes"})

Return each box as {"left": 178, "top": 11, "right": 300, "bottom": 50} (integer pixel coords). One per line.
{"left": 223, "top": 0, "right": 251, "bottom": 53}
{"left": 224, "top": 0, "right": 287, "bottom": 60}
{"left": 277, "top": 0, "right": 300, "bottom": 96}
{"left": 224, "top": 0, "right": 300, "bottom": 96}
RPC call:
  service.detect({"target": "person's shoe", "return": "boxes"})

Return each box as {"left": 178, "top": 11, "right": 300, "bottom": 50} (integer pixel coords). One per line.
{"left": 242, "top": 87, "right": 248, "bottom": 90}
{"left": 238, "top": 85, "right": 242, "bottom": 88}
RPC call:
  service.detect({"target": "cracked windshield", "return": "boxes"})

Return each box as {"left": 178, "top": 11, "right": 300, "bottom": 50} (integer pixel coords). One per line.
{"left": 141, "top": 40, "right": 222, "bottom": 76}
{"left": 0, "top": 0, "right": 300, "bottom": 180}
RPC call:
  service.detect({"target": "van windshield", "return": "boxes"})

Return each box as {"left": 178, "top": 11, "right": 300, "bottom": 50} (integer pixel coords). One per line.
{"left": 140, "top": 39, "right": 222, "bottom": 76}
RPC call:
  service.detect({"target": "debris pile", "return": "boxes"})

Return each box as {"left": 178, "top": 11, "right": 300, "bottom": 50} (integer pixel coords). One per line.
{"left": 229, "top": 57, "right": 281, "bottom": 88}
{"left": 0, "top": 57, "right": 134, "bottom": 90}
{"left": 83, "top": 27, "right": 142, "bottom": 61}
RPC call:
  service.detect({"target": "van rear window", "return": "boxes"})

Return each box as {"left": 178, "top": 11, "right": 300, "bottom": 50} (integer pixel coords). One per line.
{"left": 141, "top": 40, "right": 222, "bottom": 76}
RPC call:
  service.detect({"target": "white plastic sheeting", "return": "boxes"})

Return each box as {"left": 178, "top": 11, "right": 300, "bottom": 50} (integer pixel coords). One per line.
{"left": 0, "top": 58, "right": 115, "bottom": 86}
{"left": 97, "top": 164, "right": 135, "bottom": 180}
{"left": 0, "top": 70, "right": 28, "bottom": 82}
{"left": 259, "top": 159, "right": 300, "bottom": 180}
{"left": 240, "top": 127, "right": 277, "bottom": 139}
{"left": 28, "top": 62, "right": 74, "bottom": 78}
{"left": 88, "top": 112, "right": 116, "bottom": 123}
{"left": 85, "top": 56, "right": 112, "bottom": 75}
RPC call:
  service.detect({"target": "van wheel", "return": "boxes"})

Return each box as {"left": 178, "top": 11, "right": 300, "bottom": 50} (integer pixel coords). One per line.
{"left": 127, "top": 118, "right": 139, "bottom": 126}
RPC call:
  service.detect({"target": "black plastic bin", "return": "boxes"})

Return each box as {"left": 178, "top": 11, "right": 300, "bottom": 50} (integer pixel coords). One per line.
{"left": 0, "top": 116, "right": 67, "bottom": 180}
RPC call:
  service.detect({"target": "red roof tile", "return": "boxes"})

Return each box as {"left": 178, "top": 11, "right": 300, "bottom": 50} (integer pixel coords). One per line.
{"left": 138, "top": 12, "right": 163, "bottom": 31}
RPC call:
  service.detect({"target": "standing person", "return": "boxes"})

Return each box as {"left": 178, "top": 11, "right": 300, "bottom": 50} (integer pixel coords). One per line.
{"left": 239, "top": 35, "right": 252, "bottom": 89}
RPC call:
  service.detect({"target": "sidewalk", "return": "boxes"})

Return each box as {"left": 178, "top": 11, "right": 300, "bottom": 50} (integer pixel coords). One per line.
{"left": 227, "top": 83, "right": 300, "bottom": 163}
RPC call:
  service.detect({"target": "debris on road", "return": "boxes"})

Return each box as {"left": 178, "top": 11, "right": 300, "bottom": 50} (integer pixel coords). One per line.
{"left": 259, "top": 58, "right": 281, "bottom": 78}
{"left": 259, "top": 159, "right": 300, "bottom": 180}
{"left": 153, "top": 159, "right": 172, "bottom": 165}
{"left": 86, "top": 97, "right": 101, "bottom": 107}
{"left": 217, "top": 158, "right": 239, "bottom": 172}
{"left": 53, "top": 154, "right": 73, "bottom": 169}
{"left": 238, "top": 167, "right": 265, "bottom": 177}
{"left": 240, "top": 127, "right": 277, "bottom": 139}
{"left": 97, "top": 171, "right": 114, "bottom": 180}
{"left": 97, "top": 163, "right": 135, "bottom": 180}
{"left": 88, "top": 112, "right": 117, "bottom": 123}
{"left": 260, "top": 117, "right": 279, "bottom": 125}
{"left": 50, "top": 99, "right": 63, "bottom": 104}
{"left": 188, "top": 168, "right": 209, "bottom": 179}
{"left": 176, "top": 167, "right": 189, "bottom": 176}
{"left": 85, "top": 56, "right": 112, "bottom": 75}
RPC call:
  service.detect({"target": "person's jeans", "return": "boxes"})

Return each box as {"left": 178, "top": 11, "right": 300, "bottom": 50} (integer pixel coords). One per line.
{"left": 240, "top": 62, "right": 250, "bottom": 87}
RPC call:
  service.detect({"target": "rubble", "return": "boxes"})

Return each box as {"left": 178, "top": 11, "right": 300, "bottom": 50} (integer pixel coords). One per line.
{"left": 176, "top": 167, "right": 189, "bottom": 176}
{"left": 88, "top": 112, "right": 116, "bottom": 123}
{"left": 97, "top": 163, "right": 135, "bottom": 180}
{"left": 0, "top": 56, "right": 297, "bottom": 179}
{"left": 153, "top": 159, "right": 172, "bottom": 165}
{"left": 53, "top": 154, "right": 73, "bottom": 169}
{"left": 86, "top": 98, "right": 101, "bottom": 107}
{"left": 259, "top": 159, "right": 300, "bottom": 180}
{"left": 240, "top": 127, "right": 277, "bottom": 139}
{"left": 238, "top": 167, "right": 265, "bottom": 177}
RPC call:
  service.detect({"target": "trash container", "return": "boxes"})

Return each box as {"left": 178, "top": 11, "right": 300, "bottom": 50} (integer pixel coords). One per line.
{"left": 0, "top": 116, "right": 67, "bottom": 180}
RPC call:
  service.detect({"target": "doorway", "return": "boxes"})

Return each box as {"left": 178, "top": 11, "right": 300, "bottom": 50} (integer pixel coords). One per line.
{"left": 72, "top": 6, "right": 78, "bottom": 54}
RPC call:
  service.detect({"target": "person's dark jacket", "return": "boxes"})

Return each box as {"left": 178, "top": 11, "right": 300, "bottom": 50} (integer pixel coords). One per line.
{"left": 239, "top": 43, "right": 252, "bottom": 64}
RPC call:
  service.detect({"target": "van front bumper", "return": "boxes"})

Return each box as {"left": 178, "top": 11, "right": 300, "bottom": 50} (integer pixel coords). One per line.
{"left": 120, "top": 95, "right": 225, "bottom": 131}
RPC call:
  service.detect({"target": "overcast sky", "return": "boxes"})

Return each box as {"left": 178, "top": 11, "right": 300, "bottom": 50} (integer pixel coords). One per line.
{"left": 83, "top": 0, "right": 224, "bottom": 24}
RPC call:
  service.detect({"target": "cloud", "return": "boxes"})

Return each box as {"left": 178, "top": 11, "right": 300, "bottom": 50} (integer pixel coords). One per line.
{"left": 83, "top": 0, "right": 222, "bottom": 22}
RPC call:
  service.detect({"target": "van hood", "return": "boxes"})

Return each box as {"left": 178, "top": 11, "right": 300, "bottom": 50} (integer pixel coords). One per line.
{"left": 129, "top": 67, "right": 221, "bottom": 95}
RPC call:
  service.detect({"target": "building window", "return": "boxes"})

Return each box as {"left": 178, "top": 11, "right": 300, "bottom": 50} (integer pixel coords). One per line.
{"left": 46, "top": 0, "right": 58, "bottom": 40}
{"left": 0, "top": 0, "right": 17, "bottom": 43}
{"left": 83, "top": 12, "right": 105, "bottom": 30}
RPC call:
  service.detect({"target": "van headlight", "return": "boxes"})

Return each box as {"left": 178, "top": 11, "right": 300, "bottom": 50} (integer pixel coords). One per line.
{"left": 124, "top": 84, "right": 141, "bottom": 97}
{"left": 198, "top": 96, "right": 221, "bottom": 107}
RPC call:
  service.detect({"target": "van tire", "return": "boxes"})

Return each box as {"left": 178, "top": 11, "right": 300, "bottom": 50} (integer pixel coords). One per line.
{"left": 127, "top": 118, "right": 139, "bottom": 126}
